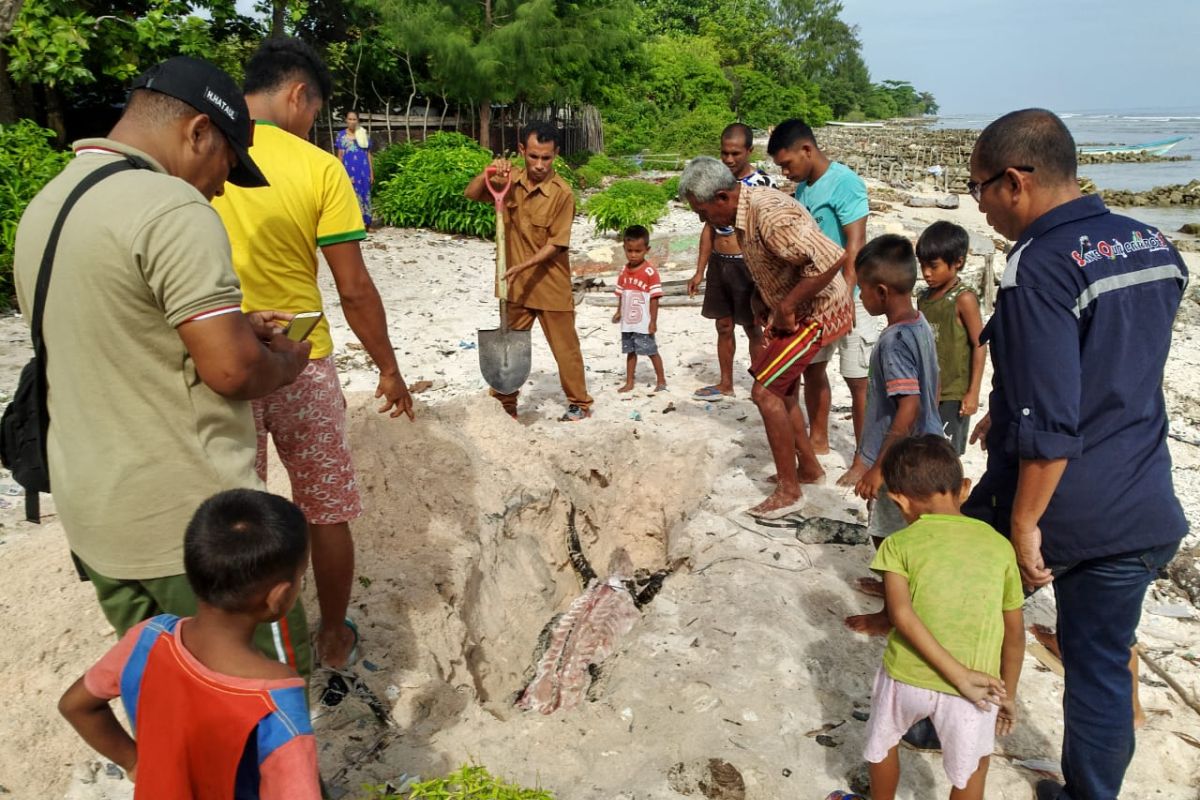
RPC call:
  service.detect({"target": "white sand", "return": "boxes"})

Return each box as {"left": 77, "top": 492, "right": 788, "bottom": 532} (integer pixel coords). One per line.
{"left": 2, "top": 183, "right": 1199, "bottom": 799}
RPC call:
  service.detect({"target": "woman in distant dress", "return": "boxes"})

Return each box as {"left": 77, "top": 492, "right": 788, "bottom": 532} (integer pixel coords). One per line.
{"left": 336, "top": 110, "right": 374, "bottom": 229}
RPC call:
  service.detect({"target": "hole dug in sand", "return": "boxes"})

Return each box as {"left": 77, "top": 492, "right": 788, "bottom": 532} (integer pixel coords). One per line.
{"left": 340, "top": 395, "right": 712, "bottom": 731}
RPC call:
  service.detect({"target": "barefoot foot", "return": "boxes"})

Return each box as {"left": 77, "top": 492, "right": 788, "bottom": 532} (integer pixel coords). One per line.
{"left": 617, "top": 382, "right": 635, "bottom": 393}
{"left": 1030, "top": 624, "right": 1062, "bottom": 660}
{"left": 317, "top": 620, "right": 358, "bottom": 669}
{"left": 855, "top": 576, "right": 886, "bottom": 597}
{"left": 845, "top": 610, "right": 891, "bottom": 636}
{"left": 748, "top": 489, "right": 805, "bottom": 520}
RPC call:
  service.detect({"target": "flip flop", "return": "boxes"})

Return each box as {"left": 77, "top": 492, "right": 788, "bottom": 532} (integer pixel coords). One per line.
{"left": 343, "top": 617, "right": 360, "bottom": 668}
{"left": 693, "top": 385, "right": 732, "bottom": 399}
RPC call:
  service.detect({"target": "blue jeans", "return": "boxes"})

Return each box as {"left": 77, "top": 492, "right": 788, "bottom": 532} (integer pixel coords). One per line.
{"left": 1052, "top": 541, "right": 1179, "bottom": 800}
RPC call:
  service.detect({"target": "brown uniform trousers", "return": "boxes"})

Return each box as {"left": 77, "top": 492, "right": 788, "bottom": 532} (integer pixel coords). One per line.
{"left": 491, "top": 302, "right": 592, "bottom": 412}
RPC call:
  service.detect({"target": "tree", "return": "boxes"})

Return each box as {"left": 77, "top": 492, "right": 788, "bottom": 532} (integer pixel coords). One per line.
{"left": 376, "top": 0, "right": 637, "bottom": 149}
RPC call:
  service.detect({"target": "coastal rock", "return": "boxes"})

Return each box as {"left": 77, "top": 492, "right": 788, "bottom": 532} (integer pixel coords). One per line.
{"left": 904, "top": 195, "right": 938, "bottom": 208}
{"left": 935, "top": 194, "right": 960, "bottom": 210}
{"left": 1179, "top": 223, "right": 1200, "bottom": 236}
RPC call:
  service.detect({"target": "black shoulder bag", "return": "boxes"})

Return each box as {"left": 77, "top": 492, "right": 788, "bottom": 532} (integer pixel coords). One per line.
{"left": 1, "top": 157, "right": 144, "bottom": 523}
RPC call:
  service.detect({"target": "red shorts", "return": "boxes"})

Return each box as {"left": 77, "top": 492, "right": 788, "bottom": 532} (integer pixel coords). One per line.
{"left": 253, "top": 356, "right": 363, "bottom": 526}
{"left": 748, "top": 320, "right": 823, "bottom": 398}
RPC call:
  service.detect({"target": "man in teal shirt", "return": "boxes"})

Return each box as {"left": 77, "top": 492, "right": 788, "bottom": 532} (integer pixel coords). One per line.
{"left": 768, "top": 119, "right": 873, "bottom": 454}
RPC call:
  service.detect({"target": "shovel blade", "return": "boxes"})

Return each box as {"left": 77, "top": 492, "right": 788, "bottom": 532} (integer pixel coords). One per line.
{"left": 477, "top": 327, "right": 532, "bottom": 395}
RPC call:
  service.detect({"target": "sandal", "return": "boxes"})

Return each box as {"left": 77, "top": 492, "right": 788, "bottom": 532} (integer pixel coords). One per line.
{"left": 692, "top": 385, "right": 732, "bottom": 399}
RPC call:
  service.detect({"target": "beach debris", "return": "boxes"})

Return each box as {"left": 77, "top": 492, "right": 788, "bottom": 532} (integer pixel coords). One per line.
{"left": 409, "top": 380, "right": 435, "bottom": 394}
{"left": 744, "top": 513, "right": 870, "bottom": 546}
{"left": 1011, "top": 758, "right": 1063, "bottom": 777}
{"left": 668, "top": 759, "right": 746, "bottom": 800}
{"left": 662, "top": 402, "right": 676, "bottom": 414}
{"left": 630, "top": 411, "right": 642, "bottom": 421}
{"left": 1147, "top": 603, "right": 1195, "bottom": 619}
{"left": 1166, "top": 544, "right": 1200, "bottom": 608}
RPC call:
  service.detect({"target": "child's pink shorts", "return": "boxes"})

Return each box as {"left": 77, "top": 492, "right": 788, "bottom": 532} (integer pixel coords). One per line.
{"left": 863, "top": 667, "right": 998, "bottom": 789}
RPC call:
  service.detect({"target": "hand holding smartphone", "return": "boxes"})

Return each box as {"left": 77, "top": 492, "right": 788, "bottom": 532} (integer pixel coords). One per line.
{"left": 284, "top": 311, "right": 323, "bottom": 342}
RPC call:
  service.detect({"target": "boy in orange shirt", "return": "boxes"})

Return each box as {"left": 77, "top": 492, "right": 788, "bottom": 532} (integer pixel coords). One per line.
{"left": 59, "top": 490, "right": 319, "bottom": 799}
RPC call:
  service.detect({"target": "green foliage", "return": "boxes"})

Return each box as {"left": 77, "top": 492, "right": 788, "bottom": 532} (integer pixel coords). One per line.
{"left": 659, "top": 175, "right": 681, "bottom": 201}
{"left": 371, "top": 141, "right": 417, "bottom": 190}
{"left": 584, "top": 179, "right": 670, "bottom": 234}
{"left": 0, "top": 121, "right": 70, "bottom": 305}
{"left": 419, "top": 131, "right": 480, "bottom": 150}
{"left": 373, "top": 137, "right": 495, "bottom": 238}
{"left": 576, "top": 152, "right": 638, "bottom": 188}
{"left": 362, "top": 765, "right": 554, "bottom": 800}
{"left": 5, "top": 0, "right": 243, "bottom": 91}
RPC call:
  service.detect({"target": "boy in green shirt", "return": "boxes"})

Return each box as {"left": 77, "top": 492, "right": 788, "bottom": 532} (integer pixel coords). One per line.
{"left": 862, "top": 435, "right": 1025, "bottom": 800}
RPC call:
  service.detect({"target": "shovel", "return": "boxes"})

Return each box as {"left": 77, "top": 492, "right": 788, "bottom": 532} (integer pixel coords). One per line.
{"left": 478, "top": 167, "right": 532, "bottom": 394}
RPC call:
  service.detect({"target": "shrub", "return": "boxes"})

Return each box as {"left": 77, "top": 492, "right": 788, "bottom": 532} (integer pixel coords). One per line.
{"left": 584, "top": 179, "right": 669, "bottom": 234}
{"left": 419, "top": 131, "right": 481, "bottom": 150}
{"left": 374, "top": 139, "right": 496, "bottom": 238}
{"left": 659, "top": 175, "right": 681, "bottom": 202}
{"left": 575, "top": 152, "right": 638, "bottom": 189}
{"left": 371, "top": 141, "right": 416, "bottom": 191}
{"left": 0, "top": 120, "right": 70, "bottom": 306}
{"left": 363, "top": 764, "right": 554, "bottom": 799}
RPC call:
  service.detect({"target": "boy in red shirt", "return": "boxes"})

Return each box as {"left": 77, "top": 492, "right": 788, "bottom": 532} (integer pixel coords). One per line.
{"left": 58, "top": 490, "right": 319, "bottom": 799}
{"left": 613, "top": 225, "right": 667, "bottom": 392}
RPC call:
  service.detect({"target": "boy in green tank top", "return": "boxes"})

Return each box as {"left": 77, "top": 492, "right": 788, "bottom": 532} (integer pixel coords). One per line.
{"left": 916, "top": 222, "right": 986, "bottom": 454}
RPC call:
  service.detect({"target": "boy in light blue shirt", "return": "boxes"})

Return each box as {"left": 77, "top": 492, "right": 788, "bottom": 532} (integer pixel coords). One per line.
{"left": 768, "top": 119, "right": 877, "bottom": 456}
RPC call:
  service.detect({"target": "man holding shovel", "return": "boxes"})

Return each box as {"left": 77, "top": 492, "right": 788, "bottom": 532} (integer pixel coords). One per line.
{"left": 466, "top": 122, "right": 592, "bottom": 421}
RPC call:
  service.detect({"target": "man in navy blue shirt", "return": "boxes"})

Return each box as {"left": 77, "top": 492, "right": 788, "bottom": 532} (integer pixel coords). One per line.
{"left": 963, "top": 109, "right": 1188, "bottom": 800}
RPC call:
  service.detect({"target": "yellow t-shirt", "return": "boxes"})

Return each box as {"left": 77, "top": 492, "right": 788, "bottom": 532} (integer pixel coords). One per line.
{"left": 213, "top": 122, "right": 366, "bottom": 359}
{"left": 871, "top": 514, "right": 1024, "bottom": 696}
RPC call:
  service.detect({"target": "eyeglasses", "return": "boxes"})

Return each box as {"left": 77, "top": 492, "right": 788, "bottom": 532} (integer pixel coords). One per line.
{"left": 968, "top": 166, "right": 1035, "bottom": 202}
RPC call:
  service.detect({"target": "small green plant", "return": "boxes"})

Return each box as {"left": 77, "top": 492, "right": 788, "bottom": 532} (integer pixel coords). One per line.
{"left": 584, "top": 179, "right": 670, "bottom": 234}
{"left": 362, "top": 765, "right": 554, "bottom": 799}
{"left": 576, "top": 152, "right": 638, "bottom": 188}
{"left": 0, "top": 120, "right": 70, "bottom": 307}
{"left": 659, "top": 175, "right": 681, "bottom": 202}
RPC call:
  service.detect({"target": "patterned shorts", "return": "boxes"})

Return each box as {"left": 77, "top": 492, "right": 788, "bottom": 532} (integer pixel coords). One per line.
{"left": 863, "top": 667, "right": 998, "bottom": 789}
{"left": 253, "top": 356, "right": 363, "bottom": 526}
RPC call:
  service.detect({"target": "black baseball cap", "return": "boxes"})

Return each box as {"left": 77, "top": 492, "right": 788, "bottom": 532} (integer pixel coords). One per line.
{"left": 130, "top": 56, "right": 269, "bottom": 188}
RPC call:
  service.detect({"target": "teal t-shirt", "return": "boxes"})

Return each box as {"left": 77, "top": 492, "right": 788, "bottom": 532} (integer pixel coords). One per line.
{"left": 793, "top": 161, "right": 868, "bottom": 246}
{"left": 871, "top": 514, "right": 1025, "bottom": 697}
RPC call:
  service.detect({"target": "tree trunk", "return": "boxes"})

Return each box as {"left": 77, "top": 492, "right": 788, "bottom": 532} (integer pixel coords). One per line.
{"left": 0, "top": 50, "right": 16, "bottom": 124}
{"left": 478, "top": 100, "right": 491, "bottom": 149}
{"left": 44, "top": 85, "right": 66, "bottom": 143}
{"left": 422, "top": 96, "right": 430, "bottom": 139}
{"left": 270, "top": 0, "right": 286, "bottom": 37}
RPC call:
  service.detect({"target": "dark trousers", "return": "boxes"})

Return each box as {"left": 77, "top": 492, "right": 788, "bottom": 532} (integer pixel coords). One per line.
{"left": 1053, "top": 541, "right": 1179, "bottom": 800}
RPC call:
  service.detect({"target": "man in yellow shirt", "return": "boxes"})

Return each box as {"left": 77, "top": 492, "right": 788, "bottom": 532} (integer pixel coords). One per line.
{"left": 214, "top": 38, "right": 414, "bottom": 669}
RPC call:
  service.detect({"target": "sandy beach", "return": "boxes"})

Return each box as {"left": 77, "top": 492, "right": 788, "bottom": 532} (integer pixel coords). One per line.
{"left": 1, "top": 174, "right": 1199, "bottom": 799}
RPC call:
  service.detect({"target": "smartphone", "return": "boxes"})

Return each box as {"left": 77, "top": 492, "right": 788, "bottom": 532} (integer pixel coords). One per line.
{"left": 284, "top": 311, "right": 323, "bottom": 342}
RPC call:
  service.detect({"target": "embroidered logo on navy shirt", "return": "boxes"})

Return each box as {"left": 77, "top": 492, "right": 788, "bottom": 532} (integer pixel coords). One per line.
{"left": 1071, "top": 228, "right": 1170, "bottom": 267}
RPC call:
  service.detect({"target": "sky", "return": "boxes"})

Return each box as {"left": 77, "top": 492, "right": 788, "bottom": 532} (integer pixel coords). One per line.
{"left": 838, "top": 0, "right": 1198, "bottom": 115}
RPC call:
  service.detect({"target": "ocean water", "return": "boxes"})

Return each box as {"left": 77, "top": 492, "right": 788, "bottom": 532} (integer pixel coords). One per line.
{"left": 936, "top": 110, "right": 1200, "bottom": 232}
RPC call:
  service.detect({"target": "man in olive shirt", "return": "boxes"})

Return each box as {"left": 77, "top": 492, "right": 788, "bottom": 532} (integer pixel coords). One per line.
{"left": 465, "top": 122, "right": 592, "bottom": 421}
{"left": 12, "top": 57, "right": 312, "bottom": 672}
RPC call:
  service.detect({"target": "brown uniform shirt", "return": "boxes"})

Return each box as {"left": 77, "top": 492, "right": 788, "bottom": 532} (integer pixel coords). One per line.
{"left": 477, "top": 169, "right": 575, "bottom": 312}
{"left": 735, "top": 186, "right": 854, "bottom": 345}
